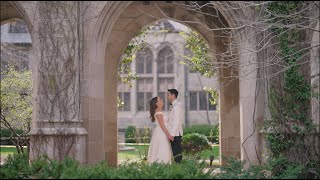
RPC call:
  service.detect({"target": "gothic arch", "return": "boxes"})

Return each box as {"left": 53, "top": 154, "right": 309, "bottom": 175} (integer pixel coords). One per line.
{"left": 85, "top": 1, "right": 255, "bottom": 167}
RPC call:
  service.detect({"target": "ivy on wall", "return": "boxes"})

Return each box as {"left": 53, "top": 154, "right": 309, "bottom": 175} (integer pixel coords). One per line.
{"left": 263, "top": 1, "right": 319, "bottom": 165}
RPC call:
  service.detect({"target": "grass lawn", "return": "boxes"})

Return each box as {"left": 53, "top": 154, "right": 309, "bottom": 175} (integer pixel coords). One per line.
{"left": 118, "top": 144, "right": 220, "bottom": 162}
{"left": 0, "top": 146, "right": 146, "bottom": 162}
{"left": 197, "top": 145, "right": 220, "bottom": 160}
{"left": 0, "top": 146, "right": 28, "bottom": 164}
{"left": 0, "top": 146, "right": 27, "bottom": 155}
{"left": 118, "top": 144, "right": 149, "bottom": 161}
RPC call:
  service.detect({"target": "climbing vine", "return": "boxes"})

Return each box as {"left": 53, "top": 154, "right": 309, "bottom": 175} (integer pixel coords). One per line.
{"left": 263, "top": 1, "right": 319, "bottom": 165}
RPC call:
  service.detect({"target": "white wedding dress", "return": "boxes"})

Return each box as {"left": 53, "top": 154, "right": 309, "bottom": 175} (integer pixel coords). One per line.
{"left": 147, "top": 111, "right": 173, "bottom": 164}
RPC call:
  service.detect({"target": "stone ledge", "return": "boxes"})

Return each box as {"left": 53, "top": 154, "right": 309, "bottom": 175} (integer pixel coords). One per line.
{"left": 34, "top": 119, "right": 85, "bottom": 123}
{"left": 28, "top": 127, "right": 88, "bottom": 135}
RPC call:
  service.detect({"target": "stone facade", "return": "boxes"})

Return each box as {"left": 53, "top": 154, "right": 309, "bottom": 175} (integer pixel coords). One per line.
{"left": 117, "top": 20, "right": 219, "bottom": 131}
{"left": 0, "top": 19, "right": 32, "bottom": 72}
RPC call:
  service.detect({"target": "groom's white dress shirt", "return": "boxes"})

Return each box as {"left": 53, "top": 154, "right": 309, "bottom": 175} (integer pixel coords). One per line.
{"left": 168, "top": 99, "right": 183, "bottom": 136}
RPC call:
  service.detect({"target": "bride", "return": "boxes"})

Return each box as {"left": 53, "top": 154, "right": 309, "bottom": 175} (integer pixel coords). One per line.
{"left": 147, "top": 97, "right": 174, "bottom": 164}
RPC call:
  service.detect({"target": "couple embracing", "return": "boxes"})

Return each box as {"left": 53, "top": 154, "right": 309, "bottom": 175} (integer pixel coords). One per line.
{"left": 147, "top": 89, "right": 183, "bottom": 164}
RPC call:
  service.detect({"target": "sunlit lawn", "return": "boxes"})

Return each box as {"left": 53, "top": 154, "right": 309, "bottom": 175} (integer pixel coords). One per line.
{"left": 117, "top": 144, "right": 220, "bottom": 162}
{"left": 118, "top": 144, "right": 149, "bottom": 161}
{"left": 0, "top": 145, "right": 149, "bottom": 163}
{"left": 0, "top": 146, "right": 27, "bottom": 155}
{"left": 0, "top": 146, "right": 27, "bottom": 164}
{"left": 197, "top": 145, "right": 220, "bottom": 159}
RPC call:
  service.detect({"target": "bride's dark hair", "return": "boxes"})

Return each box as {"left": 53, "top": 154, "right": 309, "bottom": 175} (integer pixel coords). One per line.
{"left": 149, "top": 97, "right": 158, "bottom": 122}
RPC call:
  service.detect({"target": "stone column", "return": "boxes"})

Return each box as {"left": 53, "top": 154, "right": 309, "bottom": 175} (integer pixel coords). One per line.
{"left": 104, "top": 42, "right": 119, "bottom": 167}
{"left": 153, "top": 49, "right": 158, "bottom": 97}
{"left": 132, "top": 59, "right": 137, "bottom": 116}
{"left": 310, "top": 22, "right": 319, "bottom": 155}
{"left": 104, "top": 28, "right": 134, "bottom": 166}
{"left": 219, "top": 64, "right": 241, "bottom": 165}
{"left": 29, "top": 1, "right": 88, "bottom": 164}
{"left": 29, "top": 121, "right": 87, "bottom": 164}
{"left": 238, "top": 38, "right": 265, "bottom": 166}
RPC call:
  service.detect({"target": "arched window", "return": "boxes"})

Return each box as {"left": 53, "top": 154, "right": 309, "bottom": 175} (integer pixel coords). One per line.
{"left": 189, "top": 91, "right": 217, "bottom": 111}
{"left": 119, "top": 45, "right": 177, "bottom": 112}
{"left": 157, "top": 46, "right": 174, "bottom": 74}
{"left": 158, "top": 77, "right": 174, "bottom": 111}
{"left": 136, "top": 47, "right": 153, "bottom": 74}
{"left": 137, "top": 78, "right": 153, "bottom": 111}
{"left": 157, "top": 46, "right": 175, "bottom": 111}
{"left": 136, "top": 47, "right": 154, "bottom": 111}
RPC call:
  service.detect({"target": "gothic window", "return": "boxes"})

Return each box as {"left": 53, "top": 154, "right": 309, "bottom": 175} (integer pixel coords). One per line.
{"left": 118, "top": 92, "right": 131, "bottom": 111}
{"left": 158, "top": 77, "right": 174, "bottom": 111}
{"left": 118, "top": 83, "right": 131, "bottom": 112}
{"left": 189, "top": 91, "right": 217, "bottom": 111}
{"left": 136, "top": 47, "right": 153, "bottom": 74}
{"left": 157, "top": 46, "right": 174, "bottom": 74}
{"left": 199, "top": 91, "right": 208, "bottom": 110}
{"left": 137, "top": 78, "right": 153, "bottom": 111}
{"left": 189, "top": 91, "right": 198, "bottom": 111}
{"left": 118, "top": 45, "right": 177, "bottom": 113}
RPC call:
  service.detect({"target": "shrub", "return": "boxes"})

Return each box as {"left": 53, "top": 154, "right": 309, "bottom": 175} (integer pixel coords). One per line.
{"left": 183, "top": 125, "right": 212, "bottom": 136}
{"left": 1, "top": 152, "right": 318, "bottom": 179}
{"left": 213, "top": 156, "right": 319, "bottom": 179}
{"left": 0, "top": 128, "right": 24, "bottom": 137}
{"left": 125, "top": 126, "right": 136, "bottom": 143}
{"left": 182, "top": 133, "right": 211, "bottom": 154}
{"left": 183, "top": 125, "right": 219, "bottom": 143}
{"left": 139, "top": 127, "right": 151, "bottom": 144}
{"left": 207, "top": 125, "right": 219, "bottom": 144}
{"left": 0, "top": 153, "right": 212, "bottom": 179}
{"left": 125, "top": 126, "right": 151, "bottom": 143}
{"left": 0, "top": 128, "right": 26, "bottom": 145}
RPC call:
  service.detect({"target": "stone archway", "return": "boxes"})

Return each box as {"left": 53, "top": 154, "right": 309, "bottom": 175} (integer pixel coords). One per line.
{"left": 21, "top": 1, "right": 266, "bottom": 167}
{"left": 87, "top": 1, "right": 253, "bottom": 166}
{"left": 1, "top": 2, "right": 34, "bottom": 33}
{"left": 0, "top": 0, "right": 35, "bottom": 161}
{"left": 1, "top": 2, "right": 23, "bottom": 23}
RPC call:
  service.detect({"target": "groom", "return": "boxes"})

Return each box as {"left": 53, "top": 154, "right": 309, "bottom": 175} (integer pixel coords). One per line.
{"left": 167, "top": 89, "right": 183, "bottom": 163}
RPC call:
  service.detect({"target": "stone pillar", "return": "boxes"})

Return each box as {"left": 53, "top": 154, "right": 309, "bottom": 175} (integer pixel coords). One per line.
{"left": 86, "top": 60, "right": 105, "bottom": 165}
{"left": 29, "top": 1, "right": 88, "bottom": 164}
{"left": 239, "top": 39, "right": 265, "bottom": 166}
{"left": 310, "top": 22, "right": 319, "bottom": 155}
{"left": 219, "top": 65, "right": 241, "bottom": 165}
{"left": 104, "top": 29, "right": 134, "bottom": 166}
{"left": 29, "top": 121, "right": 87, "bottom": 164}
{"left": 132, "top": 59, "right": 137, "bottom": 116}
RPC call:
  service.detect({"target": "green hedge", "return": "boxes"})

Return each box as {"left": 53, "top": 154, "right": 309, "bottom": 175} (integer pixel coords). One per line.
{"left": 124, "top": 126, "right": 136, "bottom": 143}
{"left": 125, "top": 126, "right": 151, "bottom": 143}
{"left": 183, "top": 124, "right": 219, "bottom": 143}
{"left": 1, "top": 153, "right": 318, "bottom": 179}
{"left": 182, "top": 133, "right": 211, "bottom": 154}
{"left": 0, "top": 128, "right": 24, "bottom": 137}
{"left": 215, "top": 156, "right": 320, "bottom": 179}
{"left": 124, "top": 124, "right": 219, "bottom": 144}
{"left": 0, "top": 153, "right": 211, "bottom": 179}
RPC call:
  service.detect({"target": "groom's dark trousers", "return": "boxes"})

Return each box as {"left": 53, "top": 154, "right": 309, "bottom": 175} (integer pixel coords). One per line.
{"left": 171, "top": 135, "right": 182, "bottom": 163}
